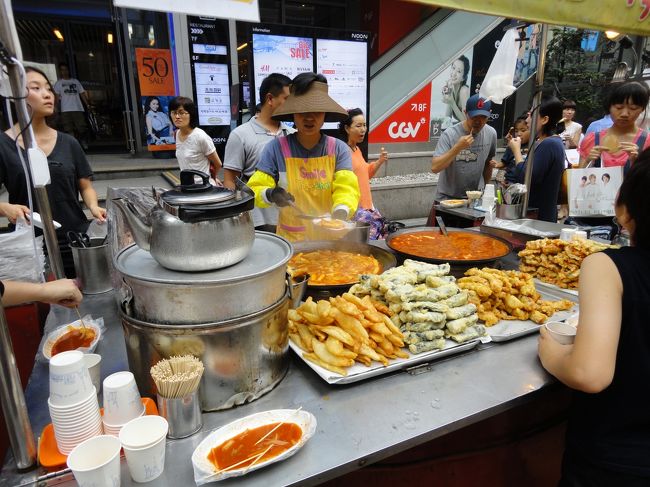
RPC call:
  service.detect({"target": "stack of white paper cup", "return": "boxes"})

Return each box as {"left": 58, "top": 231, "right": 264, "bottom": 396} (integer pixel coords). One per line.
{"left": 482, "top": 184, "right": 496, "bottom": 210}
{"left": 102, "top": 371, "right": 145, "bottom": 436}
{"left": 119, "top": 416, "right": 169, "bottom": 483}
{"left": 83, "top": 353, "right": 102, "bottom": 395}
{"left": 48, "top": 350, "right": 103, "bottom": 455}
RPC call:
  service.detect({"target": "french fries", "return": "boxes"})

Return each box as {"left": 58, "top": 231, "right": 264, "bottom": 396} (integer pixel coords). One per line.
{"left": 289, "top": 295, "right": 406, "bottom": 375}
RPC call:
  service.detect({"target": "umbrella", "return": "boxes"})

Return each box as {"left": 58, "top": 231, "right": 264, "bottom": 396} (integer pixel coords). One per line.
{"left": 412, "top": 1, "right": 650, "bottom": 36}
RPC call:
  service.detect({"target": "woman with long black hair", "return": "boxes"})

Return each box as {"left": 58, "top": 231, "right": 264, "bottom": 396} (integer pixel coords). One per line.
{"left": 0, "top": 66, "right": 106, "bottom": 277}
{"left": 509, "top": 96, "right": 566, "bottom": 222}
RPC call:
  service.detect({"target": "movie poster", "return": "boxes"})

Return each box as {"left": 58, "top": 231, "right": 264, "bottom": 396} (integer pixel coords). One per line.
{"left": 429, "top": 48, "right": 474, "bottom": 138}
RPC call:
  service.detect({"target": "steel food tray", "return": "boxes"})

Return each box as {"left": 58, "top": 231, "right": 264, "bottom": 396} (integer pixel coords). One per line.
{"left": 289, "top": 338, "right": 480, "bottom": 385}
{"left": 486, "top": 283, "right": 579, "bottom": 342}
{"left": 533, "top": 278, "right": 579, "bottom": 297}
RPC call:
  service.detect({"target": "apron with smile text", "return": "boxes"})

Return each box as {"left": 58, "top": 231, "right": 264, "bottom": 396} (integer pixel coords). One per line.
{"left": 277, "top": 135, "right": 337, "bottom": 242}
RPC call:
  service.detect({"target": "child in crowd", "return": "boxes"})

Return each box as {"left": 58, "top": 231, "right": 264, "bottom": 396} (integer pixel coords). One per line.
{"left": 494, "top": 116, "right": 529, "bottom": 185}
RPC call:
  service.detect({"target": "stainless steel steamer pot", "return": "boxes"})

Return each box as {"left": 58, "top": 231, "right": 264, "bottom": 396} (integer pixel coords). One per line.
{"left": 114, "top": 232, "right": 292, "bottom": 325}
{"left": 120, "top": 291, "right": 290, "bottom": 411}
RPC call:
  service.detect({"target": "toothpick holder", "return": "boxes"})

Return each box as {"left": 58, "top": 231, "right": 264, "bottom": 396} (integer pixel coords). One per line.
{"left": 156, "top": 389, "right": 202, "bottom": 439}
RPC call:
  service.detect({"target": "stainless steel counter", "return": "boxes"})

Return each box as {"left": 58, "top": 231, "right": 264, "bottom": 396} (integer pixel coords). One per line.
{"left": 1, "top": 289, "right": 557, "bottom": 487}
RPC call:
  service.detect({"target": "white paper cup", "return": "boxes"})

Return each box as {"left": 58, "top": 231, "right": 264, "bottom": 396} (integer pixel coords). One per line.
{"left": 122, "top": 434, "right": 167, "bottom": 483}
{"left": 103, "top": 371, "right": 143, "bottom": 426}
{"left": 66, "top": 435, "right": 121, "bottom": 486}
{"left": 49, "top": 351, "right": 94, "bottom": 407}
{"left": 119, "top": 416, "right": 168, "bottom": 450}
{"left": 573, "top": 230, "right": 588, "bottom": 240}
{"left": 560, "top": 228, "right": 577, "bottom": 241}
{"left": 544, "top": 321, "right": 577, "bottom": 345}
{"left": 103, "top": 407, "right": 145, "bottom": 437}
{"left": 48, "top": 388, "right": 97, "bottom": 412}
{"left": 566, "top": 313, "right": 579, "bottom": 327}
{"left": 83, "top": 354, "right": 102, "bottom": 395}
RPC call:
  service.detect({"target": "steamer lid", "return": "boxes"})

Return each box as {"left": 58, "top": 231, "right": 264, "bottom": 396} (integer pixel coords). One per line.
{"left": 115, "top": 232, "right": 292, "bottom": 285}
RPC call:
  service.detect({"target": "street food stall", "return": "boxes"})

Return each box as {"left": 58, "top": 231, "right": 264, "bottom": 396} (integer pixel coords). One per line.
{"left": 3, "top": 182, "right": 612, "bottom": 485}
{"left": 0, "top": 1, "right": 647, "bottom": 486}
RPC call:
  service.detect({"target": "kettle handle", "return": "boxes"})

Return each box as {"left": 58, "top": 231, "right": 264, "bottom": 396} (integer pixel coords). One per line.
{"left": 180, "top": 170, "right": 210, "bottom": 188}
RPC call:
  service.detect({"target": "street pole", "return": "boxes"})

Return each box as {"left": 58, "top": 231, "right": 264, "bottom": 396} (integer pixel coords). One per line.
{"left": 0, "top": 302, "right": 36, "bottom": 470}
{"left": 520, "top": 23, "right": 549, "bottom": 218}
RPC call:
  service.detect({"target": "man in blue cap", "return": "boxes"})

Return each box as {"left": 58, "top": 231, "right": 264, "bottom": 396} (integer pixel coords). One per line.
{"left": 431, "top": 94, "right": 497, "bottom": 200}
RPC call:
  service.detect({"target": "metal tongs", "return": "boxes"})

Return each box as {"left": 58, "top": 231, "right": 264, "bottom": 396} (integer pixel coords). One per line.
{"left": 66, "top": 231, "right": 90, "bottom": 248}
{"left": 435, "top": 216, "right": 449, "bottom": 236}
{"left": 288, "top": 201, "right": 328, "bottom": 220}
{"left": 503, "top": 184, "right": 527, "bottom": 205}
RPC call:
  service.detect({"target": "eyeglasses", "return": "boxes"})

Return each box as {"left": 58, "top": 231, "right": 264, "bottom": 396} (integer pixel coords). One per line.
{"left": 171, "top": 110, "right": 189, "bottom": 117}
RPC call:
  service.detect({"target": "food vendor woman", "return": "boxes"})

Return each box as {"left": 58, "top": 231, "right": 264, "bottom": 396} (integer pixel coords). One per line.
{"left": 248, "top": 72, "right": 360, "bottom": 242}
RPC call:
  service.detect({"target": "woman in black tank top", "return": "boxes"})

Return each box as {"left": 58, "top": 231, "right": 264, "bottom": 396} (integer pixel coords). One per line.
{"left": 538, "top": 148, "right": 650, "bottom": 486}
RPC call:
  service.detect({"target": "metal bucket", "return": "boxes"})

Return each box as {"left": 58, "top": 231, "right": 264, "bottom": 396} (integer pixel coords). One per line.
{"left": 71, "top": 237, "right": 112, "bottom": 294}
{"left": 120, "top": 291, "right": 290, "bottom": 411}
{"left": 495, "top": 203, "right": 523, "bottom": 220}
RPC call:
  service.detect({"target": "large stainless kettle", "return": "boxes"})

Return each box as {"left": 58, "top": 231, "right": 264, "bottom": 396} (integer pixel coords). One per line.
{"left": 113, "top": 170, "right": 255, "bottom": 272}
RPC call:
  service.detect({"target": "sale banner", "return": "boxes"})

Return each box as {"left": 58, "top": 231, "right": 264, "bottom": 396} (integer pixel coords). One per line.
{"left": 135, "top": 48, "right": 175, "bottom": 96}
{"left": 369, "top": 83, "right": 431, "bottom": 144}
{"left": 136, "top": 48, "right": 176, "bottom": 151}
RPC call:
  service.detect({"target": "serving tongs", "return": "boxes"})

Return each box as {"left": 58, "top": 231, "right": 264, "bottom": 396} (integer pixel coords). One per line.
{"left": 66, "top": 231, "right": 90, "bottom": 248}
{"left": 435, "top": 216, "right": 449, "bottom": 237}
{"left": 288, "top": 201, "right": 327, "bottom": 220}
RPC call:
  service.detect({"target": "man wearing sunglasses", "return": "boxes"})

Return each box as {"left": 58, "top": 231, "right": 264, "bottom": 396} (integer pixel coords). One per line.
{"left": 431, "top": 94, "right": 497, "bottom": 200}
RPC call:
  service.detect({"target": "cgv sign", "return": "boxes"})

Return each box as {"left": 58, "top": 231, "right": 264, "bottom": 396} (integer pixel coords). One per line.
{"left": 369, "top": 84, "right": 431, "bottom": 143}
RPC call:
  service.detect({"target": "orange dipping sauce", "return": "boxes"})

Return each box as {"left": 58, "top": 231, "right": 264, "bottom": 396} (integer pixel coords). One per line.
{"left": 51, "top": 327, "right": 96, "bottom": 356}
{"left": 390, "top": 231, "right": 509, "bottom": 261}
{"left": 207, "top": 422, "right": 302, "bottom": 471}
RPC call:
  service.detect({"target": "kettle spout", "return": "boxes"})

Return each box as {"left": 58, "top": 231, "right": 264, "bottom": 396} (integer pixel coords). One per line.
{"left": 111, "top": 198, "right": 152, "bottom": 252}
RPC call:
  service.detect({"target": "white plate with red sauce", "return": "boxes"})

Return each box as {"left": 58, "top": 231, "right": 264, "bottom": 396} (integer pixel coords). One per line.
{"left": 42, "top": 318, "right": 102, "bottom": 360}
{"left": 191, "top": 409, "right": 317, "bottom": 483}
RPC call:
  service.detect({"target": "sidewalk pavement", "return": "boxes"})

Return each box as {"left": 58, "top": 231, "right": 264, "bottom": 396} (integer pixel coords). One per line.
{"left": 85, "top": 153, "right": 178, "bottom": 173}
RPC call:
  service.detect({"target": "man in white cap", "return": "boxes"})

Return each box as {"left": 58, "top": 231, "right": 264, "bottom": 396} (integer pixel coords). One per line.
{"left": 431, "top": 94, "right": 497, "bottom": 200}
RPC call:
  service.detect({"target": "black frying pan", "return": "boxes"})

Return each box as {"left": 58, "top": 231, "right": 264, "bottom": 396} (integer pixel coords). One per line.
{"left": 385, "top": 226, "right": 512, "bottom": 267}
